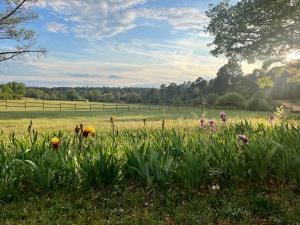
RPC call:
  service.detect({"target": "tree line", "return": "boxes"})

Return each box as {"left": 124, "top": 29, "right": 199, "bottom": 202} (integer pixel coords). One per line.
{"left": 1, "top": 59, "right": 299, "bottom": 111}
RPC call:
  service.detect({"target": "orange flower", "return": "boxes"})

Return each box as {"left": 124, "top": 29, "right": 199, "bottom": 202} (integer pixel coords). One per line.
{"left": 50, "top": 137, "right": 60, "bottom": 150}
{"left": 82, "top": 126, "right": 95, "bottom": 137}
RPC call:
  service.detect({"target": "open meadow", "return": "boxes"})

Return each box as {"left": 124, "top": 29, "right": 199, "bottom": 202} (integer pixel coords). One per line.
{"left": 1, "top": 0, "right": 300, "bottom": 223}
{"left": 1, "top": 103, "right": 300, "bottom": 225}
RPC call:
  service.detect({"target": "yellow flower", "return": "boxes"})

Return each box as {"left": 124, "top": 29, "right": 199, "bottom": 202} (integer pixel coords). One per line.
{"left": 83, "top": 126, "right": 95, "bottom": 137}
{"left": 50, "top": 137, "right": 60, "bottom": 150}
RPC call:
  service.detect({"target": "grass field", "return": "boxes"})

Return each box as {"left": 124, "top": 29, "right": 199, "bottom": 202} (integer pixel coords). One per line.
{"left": 1, "top": 101, "right": 300, "bottom": 225}
{"left": 0, "top": 101, "right": 275, "bottom": 134}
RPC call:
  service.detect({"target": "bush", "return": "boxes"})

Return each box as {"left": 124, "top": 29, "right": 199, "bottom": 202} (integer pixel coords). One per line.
{"left": 216, "top": 92, "right": 246, "bottom": 107}
{"left": 247, "top": 98, "right": 272, "bottom": 111}
{"left": 246, "top": 92, "right": 273, "bottom": 111}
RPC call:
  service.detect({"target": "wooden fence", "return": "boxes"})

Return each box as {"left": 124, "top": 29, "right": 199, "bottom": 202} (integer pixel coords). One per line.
{"left": 0, "top": 100, "right": 244, "bottom": 113}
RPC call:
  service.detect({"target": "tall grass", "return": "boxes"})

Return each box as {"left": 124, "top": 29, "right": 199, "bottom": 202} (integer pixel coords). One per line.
{"left": 0, "top": 121, "right": 299, "bottom": 200}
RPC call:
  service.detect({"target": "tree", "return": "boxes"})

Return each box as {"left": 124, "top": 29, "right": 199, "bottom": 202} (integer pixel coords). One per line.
{"left": 192, "top": 77, "right": 208, "bottom": 96}
{"left": 206, "top": 0, "right": 300, "bottom": 62}
{"left": 86, "top": 90, "right": 101, "bottom": 102}
{"left": 0, "top": 0, "right": 46, "bottom": 62}
{"left": 216, "top": 92, "right": 246, "bottom": 107}
{"left": 66, "top": 89, "right": 80, "bottom": 101}
{"left": 7, "top": 81, "right": 25, "bottom": 98}
{"left": 0, "top": 84, "right": 13, "bottom": 99}
{"left": 213, "top": 58, "right": 243, "bottom": 94}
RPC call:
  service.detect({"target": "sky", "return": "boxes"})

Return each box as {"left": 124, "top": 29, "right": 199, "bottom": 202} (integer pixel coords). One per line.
{"left": 0, "top": 0, "right": 259, "bottom": 87}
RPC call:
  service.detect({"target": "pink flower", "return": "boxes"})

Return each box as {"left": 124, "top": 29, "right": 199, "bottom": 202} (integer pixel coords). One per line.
{"left": 200, "top": 118, "right": 205, "bottom": 128}
{"left": 237, "top": 134, "right": 249, "bottom": 144}
{"left": 208, "top": 119, "right": 215, "bottom": 127}
{"left": 220, "top": 111, "right": 226, "bottom": 117}
{"left": 220, "top": 111, "right": 227, "bottom": 122}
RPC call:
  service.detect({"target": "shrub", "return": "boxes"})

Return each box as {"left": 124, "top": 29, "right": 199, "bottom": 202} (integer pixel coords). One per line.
{"left": 246, "top": 93, "right": 272, "bottom": 111}
{"left": 216, "top": 92, "right": 246, "bottom": 107}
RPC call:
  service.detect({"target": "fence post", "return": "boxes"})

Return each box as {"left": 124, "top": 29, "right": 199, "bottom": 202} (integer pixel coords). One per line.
{"left": 6, "top": 100, "right": 8, "bottom": 110}
{"left": 24, "top": 100, "right": 27, "bottom": 110}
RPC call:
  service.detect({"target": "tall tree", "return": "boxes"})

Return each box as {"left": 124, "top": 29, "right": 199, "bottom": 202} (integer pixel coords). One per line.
{"left": 206, "top": 0, "right": 300, "bottom": 63}
{"left": 0, "top": 0, "right": 46, "bottom": 62}
{"left": 213, "top": 58, "right": 243, "bottom": 94}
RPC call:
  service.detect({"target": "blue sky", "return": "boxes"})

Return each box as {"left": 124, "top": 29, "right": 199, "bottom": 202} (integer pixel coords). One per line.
{"left": 0, "top": 0, "right": 257, "bottom": 87}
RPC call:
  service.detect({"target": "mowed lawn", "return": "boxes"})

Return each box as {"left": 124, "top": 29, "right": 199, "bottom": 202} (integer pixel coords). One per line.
{"left": 0, "top": 99, "right": 274, "bottom": 134}
{"left": 1, "top": 101, "right": 300, "bottom": 225}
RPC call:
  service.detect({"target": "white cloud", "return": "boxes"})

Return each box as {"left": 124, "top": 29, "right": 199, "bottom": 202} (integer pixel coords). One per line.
{"left": 1, "top": 35, "right": 261, "bottom": 87}
{"left": 15, "top": 36, "right": 228, "bottom": 87}
{"left": 46, "top": 22, "right": 68, "bottom": 33}
{"left": 137, "top": 8, "right": 208, "bottom": 32}
{"left": 37, "top": 0, "right": 208, "bottom": 40}
{"left": 37, "top": 0, "right": 147, "bottom": 39}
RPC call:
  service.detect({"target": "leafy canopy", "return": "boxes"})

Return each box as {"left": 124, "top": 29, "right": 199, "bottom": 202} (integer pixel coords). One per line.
{"left": 206, "top": 0, "right": 300, "bottom": 62}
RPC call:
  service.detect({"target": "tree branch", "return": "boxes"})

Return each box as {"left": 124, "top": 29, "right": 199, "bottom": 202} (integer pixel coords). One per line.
{"left": 0, "top": 49, "right": 46, "bottom": 62}
{"left": 0, "top": 0, "right": 28, "bottom": 23}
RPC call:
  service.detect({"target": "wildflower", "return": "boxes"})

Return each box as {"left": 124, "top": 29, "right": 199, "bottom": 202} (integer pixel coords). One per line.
{"left": 211, "top": 184, "right": 220, "bottom": 191}
{"left": 200, "top": 118, "right": 205, "bottom": 128}
{"left": 110, "top": 116, "right": 115, "bottom": 123}
{"left": 74, "top": 125, "right": 80, "bottom": 135}
{"left": 237, "top": 134, "right": 249, "bottom": 144}
{"left": 220, "top": 111, "right": 226, "bottom": 122}
{"left": 82, "top": 126, "right": 95, "bottom": 138}
{"left": 110, "top": 116, "right": 115, "bottom": 128}
{"left": 50, "top": 137, "right": 60, "bottom": 150}
{"left": 208, "top": 119, "right": 215, "bottom": 127}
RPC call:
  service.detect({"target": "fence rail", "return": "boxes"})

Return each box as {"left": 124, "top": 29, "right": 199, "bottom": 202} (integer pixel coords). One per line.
{"left": 0, "top": 100, "right": 244, "bottom": 112}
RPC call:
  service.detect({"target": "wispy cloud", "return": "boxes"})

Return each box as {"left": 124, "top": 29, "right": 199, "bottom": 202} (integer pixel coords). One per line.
{"left": 37, "top": 0, "right": 208, "bottom": 40}
{"left": 37, "top": 0, "right": 147, "bottom": 40}
{"left": 137, "top": 8, "right": 208, "bottom": 32}
{"left": 0, "top": 0, "right": 262, "bottom": 87}
{"left": 46, "top": 22, "right": 68, "bottom": 33}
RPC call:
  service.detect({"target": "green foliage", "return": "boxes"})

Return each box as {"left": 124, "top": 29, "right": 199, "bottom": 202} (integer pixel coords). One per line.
{"left": 0, "top": 82, "right": 25, "bottom": 100}
{"left": 216, "top": 92, "right": 246, "bottom": 107}
{"left": 274, "top": 105, "right": 286, "bottom": 120}
{"left": 213, "top": 58, "right": 243, "bottom": 95}
{"left": 80, "top": 147, "right": 121, "bottom": 187}
{"left": 247, "top": 93, "right": 272, "bottom": 111}
{"left": 206, "top": 93, "right": 218, "bottom": 105}
{"left": 257, "top": 76, "right": 274, "bottom": 89}
{"left": 206, "top": 0, "right": 300, "bottom": 62}
{"left": 1, "top": 122, "right": 300, "bottom": 200}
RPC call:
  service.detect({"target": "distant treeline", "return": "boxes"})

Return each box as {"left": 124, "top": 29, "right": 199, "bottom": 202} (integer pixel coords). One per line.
{"left": 1, "top": 59, "right": 300, "bottom": 110}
